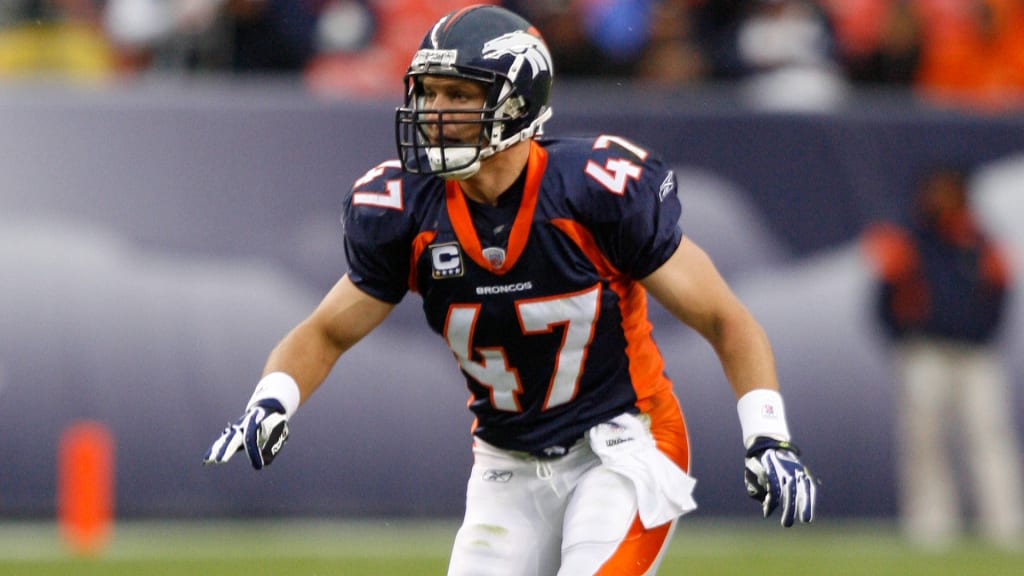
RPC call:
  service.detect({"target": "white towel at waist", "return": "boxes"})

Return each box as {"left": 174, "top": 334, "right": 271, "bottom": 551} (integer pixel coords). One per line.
{"left": 587, "top": 412, "right": 698, "bottom": 528}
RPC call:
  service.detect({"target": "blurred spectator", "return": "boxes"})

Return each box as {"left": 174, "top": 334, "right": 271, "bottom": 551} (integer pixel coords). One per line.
{"left": 305, "top": 1, "right": 483, "bottom": 97}
{"left": 821, "top": 0, "right": 923, "bottom": 85}
{"left": 913, "top": 0, "right": 1024, "bottom": 110}
{"left": 226, "top": 0, "right": 319, "bottom": 72}
{"left": 309, "top": 0, "right": 707, "bottom": 92}
{"left": 862, "top": 165, "right": 1024, "bottom": 550}
{"left": 103, "top": 0, "right": 328, "bottom": 75}
{"left": 0, "top": 0, "right": 116, "bottom": 79}
{"left": 503, "top": 1, "right": 646, "bottom": 78}
{"left": 634, "top": 0, "right": 708, "bottom": 84}
{"left": 313, "top": 0, "right": 375, "bottom": 54}
{"left": 103, "top": 0, "right": 226, "bottom": 73}
{"left": 704, "top": 0, "right": 847, "bottom": 109}
{"left": 308, "top": 0, "right": 707, "bottom": 95}
{"left": 15, "top": 0, "right": 1023, "bottom": 112}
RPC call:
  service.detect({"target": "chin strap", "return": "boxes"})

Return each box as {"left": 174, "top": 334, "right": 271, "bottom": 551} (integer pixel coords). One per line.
{"left": 427, "top": 147, "right": 481, "bottom": 179}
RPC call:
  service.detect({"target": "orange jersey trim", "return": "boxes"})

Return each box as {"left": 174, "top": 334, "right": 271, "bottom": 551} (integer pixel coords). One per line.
{"left": 408, "top": 230, "right": 437, "bottom": 293}
{"left": 445, "top": 142, "right": 548, "bottom": 275}
{"left": 550, "top": 218, "right": 673, "bottom": 404}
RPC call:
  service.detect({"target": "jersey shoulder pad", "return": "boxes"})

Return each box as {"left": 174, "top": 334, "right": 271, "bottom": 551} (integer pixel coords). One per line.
{"left": 348, "top": 159, "right": 406, "bottom": 207}
{"left": 546, "top": 133, "right": 656, "bottom": 160}
{"left": 544, "top": 136, "right": 675, "bottom": 219}
{"left": 344, "top": 159, "right": 427, "bottom": 243}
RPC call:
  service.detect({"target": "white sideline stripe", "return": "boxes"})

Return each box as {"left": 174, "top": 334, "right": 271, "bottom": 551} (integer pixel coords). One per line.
{"left": 0, "top": 519, "right": 458, "bottom": 560}
{"left": 0, "top": 519, "right": 923, "bottom": 562}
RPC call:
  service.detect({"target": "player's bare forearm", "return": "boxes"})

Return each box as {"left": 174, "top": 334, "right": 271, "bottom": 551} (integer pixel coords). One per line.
{"left": 262, "top": 321, "right": 343, "bottom": 405}
{"left": 263, "top": 275, "right": 394, "bottom": 405}
{"left": 705, "top": 303, "right": 780, "bottom": 399}
{"left": 642, "top": 237, "right": 780, "bottom": 399}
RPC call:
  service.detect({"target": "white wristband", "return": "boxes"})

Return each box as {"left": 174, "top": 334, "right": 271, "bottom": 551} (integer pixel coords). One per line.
{"left": 247, "top": 372, "right": 301, "bottom": 418}
{"left": 737, "top": 389, "right": 791, "bottom": 449}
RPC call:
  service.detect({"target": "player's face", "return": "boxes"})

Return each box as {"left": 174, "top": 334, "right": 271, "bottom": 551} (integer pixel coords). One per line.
{"left": 418, "top": 75, "right": 488, "bottom": 145}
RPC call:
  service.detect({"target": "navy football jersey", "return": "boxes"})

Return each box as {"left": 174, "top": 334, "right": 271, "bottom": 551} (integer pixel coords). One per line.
{"left": 343, "top": 136, "right": 683, "bottom": 455}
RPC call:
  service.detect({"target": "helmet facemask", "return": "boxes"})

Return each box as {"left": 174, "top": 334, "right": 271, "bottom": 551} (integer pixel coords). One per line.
{"left": 396, "top": 73, "right": 550, "bottom": 180}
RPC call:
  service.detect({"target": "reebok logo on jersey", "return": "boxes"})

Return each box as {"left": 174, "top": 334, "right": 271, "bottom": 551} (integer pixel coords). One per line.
{"left": 542, "top": 445, "right": 567, "bottom": 458}
{"left": 431, "top": 243, "right": 464, "bottom": 279}
{"left": 659, "top": 171, "right": 676, "bottom": 202}
{"left": 483, "top": 470, "right": 513, "bottom": 483}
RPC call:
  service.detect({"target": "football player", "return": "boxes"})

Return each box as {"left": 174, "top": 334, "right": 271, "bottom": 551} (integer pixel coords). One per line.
{"left": 204, "top": 5, "right": 818, "bottom": 574}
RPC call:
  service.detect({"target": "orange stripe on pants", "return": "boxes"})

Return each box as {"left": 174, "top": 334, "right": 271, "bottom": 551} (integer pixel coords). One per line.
{"left": 597, "top": 388, "right": 690, "bottom": 574}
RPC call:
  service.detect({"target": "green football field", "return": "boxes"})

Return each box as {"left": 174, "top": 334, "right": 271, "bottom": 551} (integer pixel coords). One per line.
{"left": 0, "top": 517, "right": 1020, "bottom": 575}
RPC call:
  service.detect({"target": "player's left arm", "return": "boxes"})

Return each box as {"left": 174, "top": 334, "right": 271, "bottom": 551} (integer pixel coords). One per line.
{"left": 642, "top": 237, "right": 776, "bottom": 400}
{"left": 641, "top": 237, "right": 819, "bottom": 527}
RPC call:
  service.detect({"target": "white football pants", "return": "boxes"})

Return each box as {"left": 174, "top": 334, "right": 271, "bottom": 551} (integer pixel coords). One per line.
{"left": 895, "top": 339, "right": 1024, "bottom": 549}
{"left": 447, "top": 393, "right": 691, "bottom": 575}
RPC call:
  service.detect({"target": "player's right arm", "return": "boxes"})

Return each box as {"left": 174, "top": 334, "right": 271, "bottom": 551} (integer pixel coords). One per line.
{"left": 206, "top": 157, "right": 415, "bottom": 470}
{"left": 203, "top": 274, "right": 394, "bottom": 469}
{"left": 264, "top": 274, "right": 394, "bottom": 402}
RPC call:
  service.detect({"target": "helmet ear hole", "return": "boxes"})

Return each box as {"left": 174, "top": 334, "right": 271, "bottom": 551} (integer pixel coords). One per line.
{"left": 500, "top": 95, "right": 527, "bottom": 120}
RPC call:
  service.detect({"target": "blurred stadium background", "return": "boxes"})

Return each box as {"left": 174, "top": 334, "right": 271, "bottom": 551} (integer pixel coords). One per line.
{"left": 1, "top": 0, "right": 1024, "bottom": 572}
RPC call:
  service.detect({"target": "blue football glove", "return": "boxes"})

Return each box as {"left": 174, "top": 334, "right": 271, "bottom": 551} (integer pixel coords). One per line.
{"left": 203, "top": 398, "right": 290, "bottom": 470}
{"left": 744, "top": 437, "right": 818, "bottom": 527}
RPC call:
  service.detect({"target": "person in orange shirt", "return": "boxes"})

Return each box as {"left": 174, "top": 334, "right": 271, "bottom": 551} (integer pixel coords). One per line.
{"left": 864, "top": 165, "right": 1024, "bottom": 549}
{"left": 914, "top": 0, "right": 1024, "bottom": 109}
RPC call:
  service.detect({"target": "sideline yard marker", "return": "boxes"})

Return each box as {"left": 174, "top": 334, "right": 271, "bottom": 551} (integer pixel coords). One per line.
{"left": 57, "top": 420, "right": 115, "bottom": 555}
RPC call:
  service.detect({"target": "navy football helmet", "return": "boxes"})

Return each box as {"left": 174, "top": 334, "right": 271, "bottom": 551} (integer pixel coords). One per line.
{"left": 395, "top": 5, "right": 554, "bottom": 179}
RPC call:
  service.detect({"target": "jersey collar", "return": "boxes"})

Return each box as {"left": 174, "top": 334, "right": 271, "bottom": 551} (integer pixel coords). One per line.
{"left": 445, "top": 141, "right": 547, "bottom": 275}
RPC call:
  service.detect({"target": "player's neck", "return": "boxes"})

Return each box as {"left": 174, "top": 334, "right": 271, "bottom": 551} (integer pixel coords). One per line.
{"left": 457, "top": 140, "right": 532, "bottom": 206}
